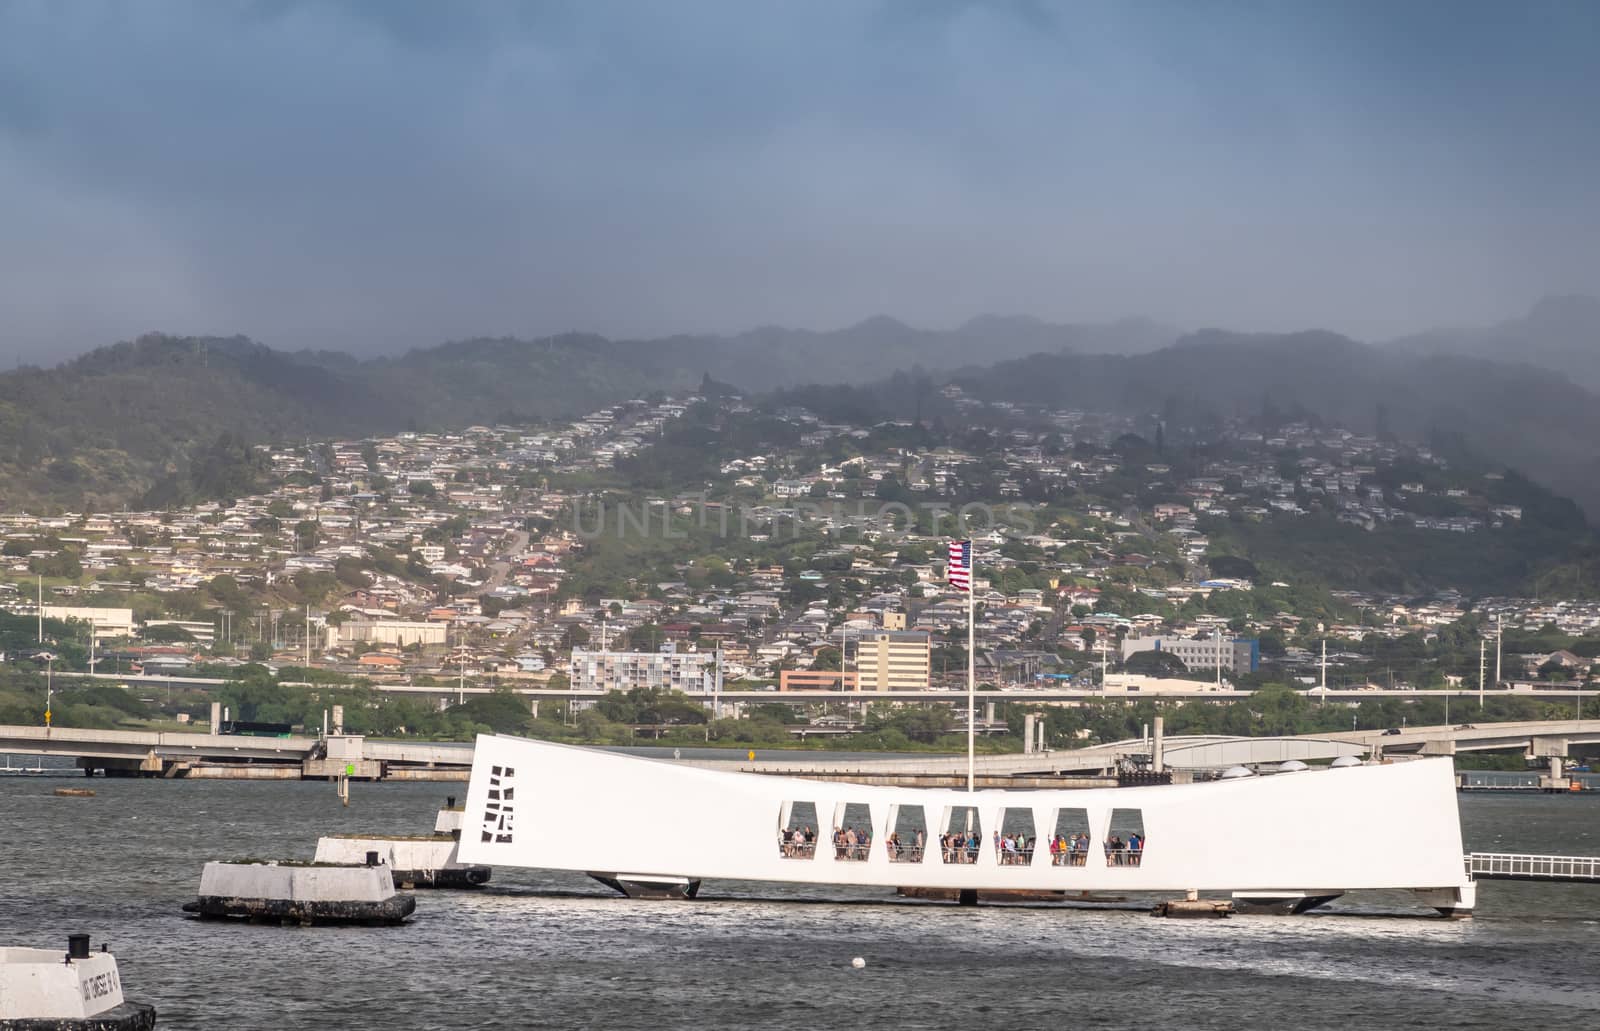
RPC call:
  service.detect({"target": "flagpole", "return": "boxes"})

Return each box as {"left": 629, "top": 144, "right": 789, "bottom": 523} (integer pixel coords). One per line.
{"left": 966, "top": 547, "right": 975, "bottom": 793}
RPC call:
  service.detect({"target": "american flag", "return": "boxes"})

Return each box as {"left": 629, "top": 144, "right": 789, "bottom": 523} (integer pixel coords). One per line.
{"left": 947, "top": 539, "right": 972, "bottom": 592}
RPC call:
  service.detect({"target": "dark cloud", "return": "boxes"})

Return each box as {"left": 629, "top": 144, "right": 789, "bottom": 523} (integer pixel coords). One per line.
{"left": 0, "top": 0, "right": 1596, "bottom": 361}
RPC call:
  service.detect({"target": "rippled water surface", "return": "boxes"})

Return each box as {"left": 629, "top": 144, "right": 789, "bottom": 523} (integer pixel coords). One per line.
{"left": 2, "top": 779, "right": 1596, "bottom": 1030}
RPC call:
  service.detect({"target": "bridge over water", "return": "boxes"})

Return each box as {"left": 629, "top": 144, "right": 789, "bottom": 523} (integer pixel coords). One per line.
{"left": 0, "top": 724, "right": 472, "bottom": 780}
{"left": 696, "top": 719, "right": 1600, "bottom": 784}
{"left": 1, "top": 718, "right": 1596, "bottom": 784}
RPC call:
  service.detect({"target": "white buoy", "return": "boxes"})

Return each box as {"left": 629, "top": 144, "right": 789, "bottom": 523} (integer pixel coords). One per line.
{"left": 851, "top": 957, "right": 866, "bottom": 969}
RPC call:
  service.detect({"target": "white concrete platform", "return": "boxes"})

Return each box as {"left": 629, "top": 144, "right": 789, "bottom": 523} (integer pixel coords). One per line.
{"left": 459, "top": 735, "right": 1477, "bottom": 915}
{"left": 0, "top": 940, "right": 156, "bottom": 1029}
{"left": 185, "top": 861, "right": 415, "bottom": 925}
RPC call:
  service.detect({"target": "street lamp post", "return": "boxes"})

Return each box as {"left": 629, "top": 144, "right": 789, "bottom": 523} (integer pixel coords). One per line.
{"left": 44, "top": 658, "right": 53, "bottom": 729}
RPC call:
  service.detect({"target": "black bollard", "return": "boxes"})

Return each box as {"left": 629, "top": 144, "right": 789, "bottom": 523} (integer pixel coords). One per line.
{"left": 366, "top": 850, "right": 380, "bottom": 867}
{"left": 447, "top": 796, "right": 456, "bottom": 808}
{"left": 67, "top": 934, "right": 91, "bottom": 960}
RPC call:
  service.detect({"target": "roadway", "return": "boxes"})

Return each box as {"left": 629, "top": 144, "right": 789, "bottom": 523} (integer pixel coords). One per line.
{"left": 696, "top": 719, "right": 1600, "bottom": 778}
{"left": 2, "top": 719, "right": 1595, "bottom": 781}
{"left": 0, "top": 724, "right": 474, "bottom": 778}
{"left": 81, "top": 672, "right": 1600, "bottom": 707}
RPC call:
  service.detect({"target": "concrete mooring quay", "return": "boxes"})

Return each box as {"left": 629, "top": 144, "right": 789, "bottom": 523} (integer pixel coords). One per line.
{"left": 0, "top": 724, "right": 471, "bottom": 781}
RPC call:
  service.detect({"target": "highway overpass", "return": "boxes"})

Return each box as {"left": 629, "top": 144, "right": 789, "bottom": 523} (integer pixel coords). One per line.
{"left": 2, "top": 719, "right": 1595, "bottom": 784}
{"left": 80, "top": 672, "right": 1600, "bottom": 712}
{"left": 0, "top": 724, "right": 472, "bottom": 780}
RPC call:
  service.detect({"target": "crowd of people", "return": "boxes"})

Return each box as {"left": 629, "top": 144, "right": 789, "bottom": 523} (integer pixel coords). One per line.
{"left": 1104, "top": 832, "right": 1145, "bottom": 866}
{"left": 939, "top": 830, "right": 983, "bottom": 864}
{"left": 780, "top": 818, "right": 1146, "bottom": 868}
{"left": 886, "top": 830, "right": 925, "bottom": 863}
{"left": 833, "top": 825, "right": 871, "bottom": 861}
{"left": 779, "top": 825, "right": 817, "bottom": 858}
{"left": 1048, "top": 833, "right": 1093, "bottom": 866}
{"left": 995, "top": 831, "right": 1036, "bottom": 865}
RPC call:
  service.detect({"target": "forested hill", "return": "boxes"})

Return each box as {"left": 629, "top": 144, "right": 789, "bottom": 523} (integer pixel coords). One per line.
{"left": 0, "top": 333, "right": 679, "bottom": 511}
{"left": 1390, "top": 294, "right": 1600, "bottom": 393}
{"left": 0, "top": 336, "right": 379, "bottom": 511}
{"left": 9, "top": 319, "right": 1600, "bottom": 518}
{"left": 0, "top": 317, "right": 1174, "bottom": 511}
{"left": 945, "top": 329, "right": 1600, "bottom": 519}
{"left": 618, "top": 314, "right": 1176, "bottom": 391}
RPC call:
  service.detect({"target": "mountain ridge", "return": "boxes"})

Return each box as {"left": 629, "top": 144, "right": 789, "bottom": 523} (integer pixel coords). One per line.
{"left": 6, "top": 309, "right": 1600, "bottom": 520}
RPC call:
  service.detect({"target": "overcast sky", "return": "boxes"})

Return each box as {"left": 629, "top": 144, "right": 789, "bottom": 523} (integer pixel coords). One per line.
{"left": 2, "top": 0, "right": 1597, "bottom": 362}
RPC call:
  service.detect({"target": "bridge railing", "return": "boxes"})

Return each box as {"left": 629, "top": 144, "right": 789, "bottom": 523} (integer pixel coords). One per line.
{"left": 1466, "top": 852, "right": 1600, "bottom": 881}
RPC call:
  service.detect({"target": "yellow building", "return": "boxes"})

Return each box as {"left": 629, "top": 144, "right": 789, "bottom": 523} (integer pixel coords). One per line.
{"left": 854, "top": 631, "right": 930, "bottom": 692}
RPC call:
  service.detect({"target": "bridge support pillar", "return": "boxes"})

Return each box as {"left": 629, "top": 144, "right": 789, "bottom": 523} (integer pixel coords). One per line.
{"left": 139, "top": 750, "right": 163, "bottom": 775}
{"left": 1529, "top": 736, "right": 1570, "bottom": 758}
{"left": 1023, "top": 714, "right": 1036, "bottom": 755}
{"left": 1152, "top": 716, "right": 1165, "bottom": 774}
{"left": 1420, "top": 738, "right": 1456, "bottom": 757}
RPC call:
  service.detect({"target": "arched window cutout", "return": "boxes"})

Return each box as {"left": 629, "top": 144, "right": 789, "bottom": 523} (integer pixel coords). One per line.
{"left": 886, "top": 803, "right": 927, "bottom": 863}
{"left": 1049, "top": 808, "right": 1091, "bottom": 867}
{"left": 1105, "top": 808, "right": 1146, "bottom": 867}
{"left": 939, "top": 805, "right": 983, "bottom": 865}
{"left": 777, "top": 800, "right": 819, "bottom": 859}
{"left": 831, "top": 802, "right": 873, "bottom": 861}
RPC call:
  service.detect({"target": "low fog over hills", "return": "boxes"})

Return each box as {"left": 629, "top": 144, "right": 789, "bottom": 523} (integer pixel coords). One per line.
{"left": 1391, "top": 295, "right": 1600, "bottom": 392}
{"left": 6, "top": 302, "right": 1600, "bottom": 520}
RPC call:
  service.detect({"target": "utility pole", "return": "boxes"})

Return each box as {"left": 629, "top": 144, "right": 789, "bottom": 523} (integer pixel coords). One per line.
{"left": 1320, "top": 638, "right": 1327, "bottom": 705}
{"left": 305, "top": 607, "right": 312, "bottom": 669}
{"left": 1494, "top": 614, "right": 1502, "bottom": 687}
{"left": 713, "top": 647, "right": 723, "bottom": 726}
{"left": 457, "top": 626, "right": 466, "bottom": 705}
{"left": 37, "top": 575, "right": 43, "bottom": 643}
{"left": 1478, "top": 638, "right": 1486, "bottom": 707}
{"left": 44, "top": 658, "right": 52, "bottom": 729}
{"left": 89, "top": 619, "right": 96, "bottom": 676}
{"left": 1215, "top": 628, "right": 1222, "bottom": 690}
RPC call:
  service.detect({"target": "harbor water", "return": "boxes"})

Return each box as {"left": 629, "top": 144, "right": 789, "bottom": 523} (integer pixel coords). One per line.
{"left": 1, "top": 779, "right": 1596, "bottom": 1030}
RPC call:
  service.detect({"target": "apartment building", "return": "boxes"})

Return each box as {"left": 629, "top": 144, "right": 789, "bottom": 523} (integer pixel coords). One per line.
{"left": 853, "top": 630, "right": 931, "bottom": 692}
{"left": 570, "top": 644, "right": 718, "bottom": 694}
{"left": 339, "top": 619, "right": 448, "bottom": 648}
{"left": 42, "top": 605, "right": 135, "bottom": 642}
{"left": 1120, "top": 634, "right": 1260, "bottom": 673}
